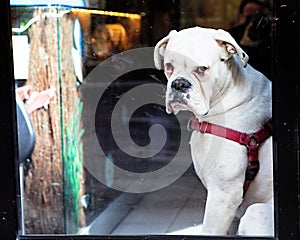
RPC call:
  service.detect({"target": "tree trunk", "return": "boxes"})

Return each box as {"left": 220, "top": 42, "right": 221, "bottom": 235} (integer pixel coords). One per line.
{"left": 24, "top": 7, "right": 85, "bottom": 234}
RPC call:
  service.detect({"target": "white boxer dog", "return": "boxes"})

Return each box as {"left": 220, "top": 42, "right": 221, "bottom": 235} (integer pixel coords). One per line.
{"left": 154, "top": 27, "right": 273, "bottom": 235}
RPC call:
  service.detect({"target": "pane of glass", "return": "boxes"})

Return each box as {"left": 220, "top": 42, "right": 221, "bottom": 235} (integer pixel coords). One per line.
{"left": 12, "top": 0, "right": 275, "bottom": 237}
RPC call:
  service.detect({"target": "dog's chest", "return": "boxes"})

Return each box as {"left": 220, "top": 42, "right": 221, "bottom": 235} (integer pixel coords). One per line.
{"left": 189, "top": 131, "right": 247, "bottom": 185}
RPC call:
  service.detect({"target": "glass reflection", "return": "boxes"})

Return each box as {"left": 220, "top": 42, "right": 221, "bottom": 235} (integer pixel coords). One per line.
{"left": 12, "top": 0, "right": 274, "bottom": 236}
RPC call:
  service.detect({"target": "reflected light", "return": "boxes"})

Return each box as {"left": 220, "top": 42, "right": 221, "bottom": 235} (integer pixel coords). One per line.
{"left": 72, "top": 8, "right": 141, "bottom": 20}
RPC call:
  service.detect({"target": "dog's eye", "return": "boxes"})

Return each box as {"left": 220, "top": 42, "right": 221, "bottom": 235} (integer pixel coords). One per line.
{"left": 165, "top": 63, "right": 174, "bottom": 76}
{"left": 195, "top": 66, "right": 208, "bottom": 75}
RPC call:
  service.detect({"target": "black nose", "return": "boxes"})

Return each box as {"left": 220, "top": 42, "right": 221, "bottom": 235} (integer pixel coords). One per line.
{"left": 171, "top": 78, "right": 191, "bottom": 92}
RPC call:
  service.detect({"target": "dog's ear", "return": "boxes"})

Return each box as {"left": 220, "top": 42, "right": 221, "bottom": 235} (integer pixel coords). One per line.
{"left": 154, "top": 30, "right": 177, "bottom": 70}
{"left": 214, "top": 29, "right": 249, "bottom": 67}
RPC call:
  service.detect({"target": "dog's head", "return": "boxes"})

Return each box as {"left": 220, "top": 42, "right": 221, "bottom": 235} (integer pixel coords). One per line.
{"left": 154, "top": 27, "right": 249, "bottom": 117}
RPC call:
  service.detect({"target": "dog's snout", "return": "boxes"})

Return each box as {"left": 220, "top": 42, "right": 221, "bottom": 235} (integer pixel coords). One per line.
{"left": 171, "top": 78, "right": 191, "bottom": 92}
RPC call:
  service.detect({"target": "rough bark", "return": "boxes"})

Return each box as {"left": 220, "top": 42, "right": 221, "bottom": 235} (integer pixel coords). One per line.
{"left": 24, "top": 7, "right": 84, "bottom": 234}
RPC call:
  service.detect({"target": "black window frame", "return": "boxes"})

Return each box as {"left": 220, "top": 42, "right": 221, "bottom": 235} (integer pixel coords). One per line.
{"left": 0, "top": 0, "right": 299, "bottom": 239}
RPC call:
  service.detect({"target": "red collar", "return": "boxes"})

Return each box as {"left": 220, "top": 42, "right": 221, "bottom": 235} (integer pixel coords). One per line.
{"left": 188, "top": 118, "right": 272, "bottom": 195}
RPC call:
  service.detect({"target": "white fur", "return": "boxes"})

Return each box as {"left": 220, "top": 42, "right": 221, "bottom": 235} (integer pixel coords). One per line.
{"left": 154, "top": 27, "right": 273, "bottom": 236}
{"left": 238, "top": 202, "right": 274, "bottom": 236}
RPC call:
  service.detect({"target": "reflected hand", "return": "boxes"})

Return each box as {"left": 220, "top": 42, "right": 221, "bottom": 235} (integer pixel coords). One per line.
{"left": 25, "top": 87, "right": 56, "bottom": 114}
{"left": 16, "top": 85, "right": 32, "bottom": 100}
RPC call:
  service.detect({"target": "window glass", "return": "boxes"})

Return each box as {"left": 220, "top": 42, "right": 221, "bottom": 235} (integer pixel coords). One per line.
{"left": 11, "top": 0, "right": 275, "bottom": 237}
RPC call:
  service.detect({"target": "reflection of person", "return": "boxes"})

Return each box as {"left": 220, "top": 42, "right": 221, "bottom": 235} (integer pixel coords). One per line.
{"left": 16, "top": 85, "right": 56, "bottom": 170}
{"left": 228, "top": 0, "right": 272, "bottom": 79}
{"left": 16, "top": 85, "right": 56, "bottom": 114}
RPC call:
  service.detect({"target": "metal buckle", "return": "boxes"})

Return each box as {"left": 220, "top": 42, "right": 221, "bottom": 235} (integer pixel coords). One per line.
{"left": 187, "top": 118, "right": 195, "bottom": 131}
{"left": 248, "top": 135, "right": 259, "bottom": 147}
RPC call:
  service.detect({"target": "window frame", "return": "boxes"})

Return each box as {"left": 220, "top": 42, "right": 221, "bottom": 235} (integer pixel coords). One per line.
{"left": 0, "top": 0, "right": 299, "bottom": 239}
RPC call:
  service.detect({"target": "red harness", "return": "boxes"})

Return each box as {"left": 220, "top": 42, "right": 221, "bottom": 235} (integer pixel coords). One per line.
{"left": 188, "top": 118, "right": 272, "bottom": 196}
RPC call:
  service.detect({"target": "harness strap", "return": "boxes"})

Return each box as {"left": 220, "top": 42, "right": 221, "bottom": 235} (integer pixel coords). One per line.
{"left": 188, "top": 118, "right": 272, "bottom": 196}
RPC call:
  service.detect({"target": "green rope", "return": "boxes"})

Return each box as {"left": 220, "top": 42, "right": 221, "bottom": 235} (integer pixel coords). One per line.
{"left": 63, "top": 99, "right": 84, "bottom": 234}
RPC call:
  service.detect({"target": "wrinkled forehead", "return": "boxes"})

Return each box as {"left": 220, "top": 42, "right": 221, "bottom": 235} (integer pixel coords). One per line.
{"left": 164, "top": 31, "right": 221, "bottom": 65}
